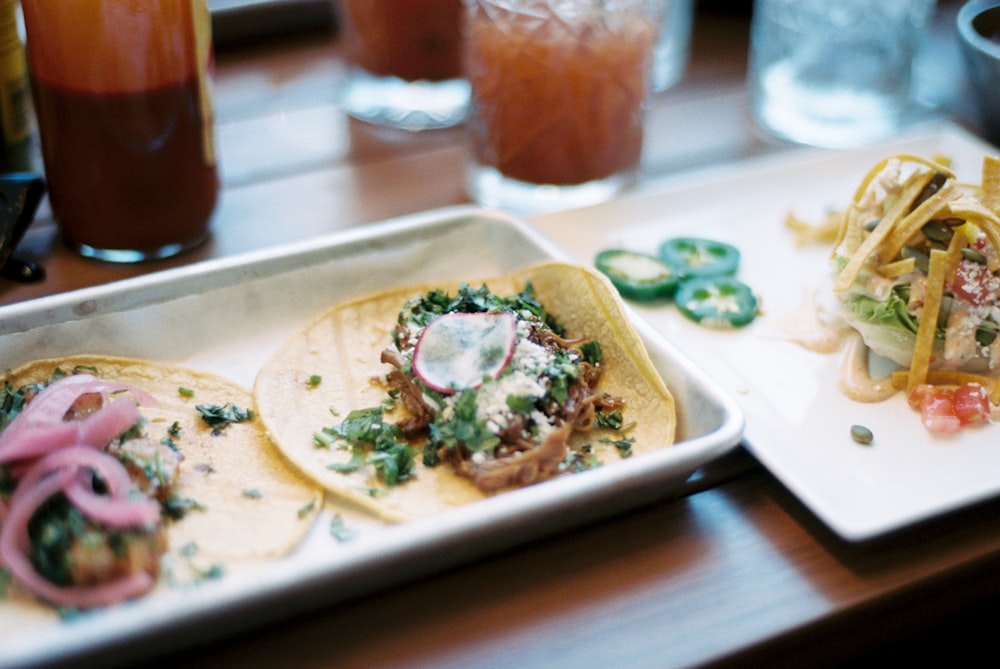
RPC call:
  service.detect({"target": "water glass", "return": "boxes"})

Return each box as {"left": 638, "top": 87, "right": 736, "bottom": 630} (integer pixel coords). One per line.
{"left": 463, "top": 0, "right": 663, "bottom": 214}
{"left": 747, "top": 0, "right": 936, "bottom": 149}
{"left": 653, "top": 0, "right": 694, "bottom": 92}
{"left": 337, "top": 0, "right": 469, "bottom": 131}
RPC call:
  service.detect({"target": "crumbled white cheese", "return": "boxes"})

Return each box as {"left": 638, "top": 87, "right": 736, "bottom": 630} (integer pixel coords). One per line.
{"left": 473, "top": 328, "right": 553, "bottom": 430}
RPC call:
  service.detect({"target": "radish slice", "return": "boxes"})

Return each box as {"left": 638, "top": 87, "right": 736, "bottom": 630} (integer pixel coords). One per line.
{"left": 412, "top": 312, "right": 517, "bottom": 394}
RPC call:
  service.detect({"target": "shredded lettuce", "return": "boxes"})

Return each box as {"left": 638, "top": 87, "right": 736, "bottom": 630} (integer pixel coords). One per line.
{"left": 842, "top": 287, "right": 946, "bottom": 367}
{"left": 845, "top": 288, "right": 920, "bottom": 336}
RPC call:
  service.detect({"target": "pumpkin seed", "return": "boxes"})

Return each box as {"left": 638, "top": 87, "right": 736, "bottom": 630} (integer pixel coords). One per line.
{"left": 901, "top": 246, "right": 930, "bottom": 273}
{"left": 961, "top": 247, "right": 988, "bottom": 265}
{"left": 850, "top": 424, "right": 874, "bottom": 445}
{"left": 922, "top": 219, "right": 953, "bottom": 243}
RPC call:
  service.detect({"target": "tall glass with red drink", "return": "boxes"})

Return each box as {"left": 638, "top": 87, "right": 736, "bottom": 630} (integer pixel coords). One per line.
{"left": 337, "top": 0, "right": 469, "bottom": 131}
{"left": 463, "top": 0, "right": 662, "bottom": 213}
{"left": 21, "top": 0, "right": 218, "bottom": 262}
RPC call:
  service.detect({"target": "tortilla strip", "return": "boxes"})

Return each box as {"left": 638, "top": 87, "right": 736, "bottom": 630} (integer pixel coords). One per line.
{"left": 946, "top": 200, "right": 1000, "bottom": 273}
{"left": 848, "top": 153, "right": 955, "bottom": 206}
{"left": 833, "top": 155, "right": 954, "bottom": 256}
{"left": 876, "top": 257, "right": 916, "bottom": 279}
{"left": 875, "top": 181, "right": 957, "bottom": 266}
{"left": 982, "top": 155, "right": 1000, "bottom": 216}
{"left": 834, "top": 170, "right": 937, "bottom": 292}
{"left": 253, "top": 261, "right": 677, "bottom": 523}
{"left": 907, "top": 249, "right": 950, "bottom": 395}
{"left": 891, "top": 369, "right": 997, "bottom": 395}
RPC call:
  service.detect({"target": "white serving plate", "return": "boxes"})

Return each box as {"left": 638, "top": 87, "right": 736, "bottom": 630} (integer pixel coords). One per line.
{"left": 532, "top": 121, "right": 1000, "bottom": 542}
{"left": 0, "top": 206, "right": 742, "bottom": 668}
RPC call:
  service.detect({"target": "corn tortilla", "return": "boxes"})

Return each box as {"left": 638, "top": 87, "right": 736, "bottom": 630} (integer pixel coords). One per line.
{"left": 253, "top": 261, "right": 677, "bottom": 522}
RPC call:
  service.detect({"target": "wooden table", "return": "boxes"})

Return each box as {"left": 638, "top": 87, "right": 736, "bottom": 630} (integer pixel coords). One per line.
{"left": 9, "top": 2, "right": 1000, "bottom": 667}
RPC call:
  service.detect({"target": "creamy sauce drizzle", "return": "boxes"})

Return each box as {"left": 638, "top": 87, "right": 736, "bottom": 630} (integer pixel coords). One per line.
{"left": 838, "top": 331, "right": 899, "bottom": 402}
{"left": 778, "top": 287, "right": 899, "bottom": 402}
{"left": 780, "top": 287, "right": 849, "bottom": 354}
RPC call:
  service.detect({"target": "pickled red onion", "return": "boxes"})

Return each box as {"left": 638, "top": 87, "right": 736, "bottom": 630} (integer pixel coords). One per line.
{"left": 5, "top": 373, "right": 154, "bottom": 428}
{"left": 0, "top": 468, "right": 155, "bottom": 608}
{"left": 11, "top": 446, "right": 160, "bottom": 528}
{"left": 0, "top": 374, "right": 164, "bottom": 608}
{"left": 0, "top": 392, "right": 148, "bottom": 463}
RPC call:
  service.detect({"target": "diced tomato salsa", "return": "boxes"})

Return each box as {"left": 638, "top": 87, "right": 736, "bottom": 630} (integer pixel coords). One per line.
{"left": 907, "top": 383, "right": 991, "bottom": 434}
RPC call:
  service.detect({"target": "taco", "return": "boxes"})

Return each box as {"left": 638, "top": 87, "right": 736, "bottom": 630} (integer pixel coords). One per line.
{"left": 0, "top": 355, "right": 321, "bottom": 622}
{"left": 253, "top": 261, "right": 676, "bottom": 522}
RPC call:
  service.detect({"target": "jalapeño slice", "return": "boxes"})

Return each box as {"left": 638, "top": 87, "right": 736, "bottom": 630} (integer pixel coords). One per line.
{"left": 594, "top": 249, "right": 679, "bottom": 301}
{"left": 675, "top": 276, "right": 758, "bottom": 328}
{"left": 658, "top": 237, "right": 740, "bottom": 279}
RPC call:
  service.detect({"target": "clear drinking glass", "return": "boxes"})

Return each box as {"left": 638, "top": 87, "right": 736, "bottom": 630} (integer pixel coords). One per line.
{"left": 653, "top": 0, "right": 694, "bottom": 92}
{"left": 337, "top": 0, "right": 469, "bottom": 131}
{"left": 747, "top": 0, "right": 936, "bottom": 149}
{"left": 463, "top": 0, "right": 663, "bottom": 214}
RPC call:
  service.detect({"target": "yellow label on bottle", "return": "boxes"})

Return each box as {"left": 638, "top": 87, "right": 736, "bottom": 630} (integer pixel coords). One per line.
{"left": 192, "top": 0, "right": 217, "bottom": 167}
{"left": 0, "top": 0, "right": 29, "bottom": 147}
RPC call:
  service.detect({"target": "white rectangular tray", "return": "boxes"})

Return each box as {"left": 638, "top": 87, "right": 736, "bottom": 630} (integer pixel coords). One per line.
{"left": 533, "top": 121, "right": 1000, "bottom": 542}
{"left": 0, "top": 206, "right": 742, "bottom": 668}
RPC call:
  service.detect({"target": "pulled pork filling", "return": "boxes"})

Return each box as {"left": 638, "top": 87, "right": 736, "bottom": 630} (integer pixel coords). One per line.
{"left": 382, "top": 316, "right": 624, "bottom": 492}
{"left": 371, "top": 282, "right": 626, "bottom": 493}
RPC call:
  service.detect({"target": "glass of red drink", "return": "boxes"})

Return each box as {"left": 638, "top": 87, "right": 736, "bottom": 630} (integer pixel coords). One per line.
{"left": 21, "top": 0, "right": 219, "bottom": 262}
{"left": 463, "top": 0, "right": 662, "bottom": 214}
{"left": 337, "top": 0, "right": 469, "bottom": 131}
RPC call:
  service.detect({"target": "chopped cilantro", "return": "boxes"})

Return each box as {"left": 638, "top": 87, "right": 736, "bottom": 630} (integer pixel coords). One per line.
{"left": 596, "top": 410, "right": 624, "bottom": 430}
{"left": 562, "top": 449, "right": 602, "bottom": 473}
{"left": 196, "top": 403, "right": 254, "bottom": 431}
{"left": 242, "top": 488, "right": 262, "bottom": 499}
{"left": 601, "top": 435, "right": 635, "bottom": 458}
{"left": 306, "top": 375, "right": 322, "bottom": 387}
{"left": 330, "top": 514, "right": 358, "bottom": 543}
{"left": 541, "top": 349, "right": 582, "bottom": 406}
{"left": 333, "top": 407, "right": 385, "bottom": 443}
{"left": 327, "top": 444, "right": 365, "bottom": 473}
{"left": 579, "top": 340, "right": 602, "bottom": 365}
{"left": 422, "top": 441, "right": 441, "bottom": 467}
{"left": 178, "top": 542, "right": 224, "bottom": 582}
{"left": 163, "top": 495, "right": 206, "bottom": 520}
{"left": 322, "top": 408, "right": 415, "bottom": 487}
{"left": 161, "top": 422, "right": 183, "bottom": 451}
{"left": 0, "top": 381, "right": 29, "bottom": 431}
{"left": 428, "top": 390, "right": 500, "bottom": 453}
{"left": 506, "top": 395, "right": 536, "bottom": 414}
{"left": 313, "top": 429, "right": 335, "bottom": 449}
{"left": 313, "top": 427, "right": 336, "bottom": 448}
{"left": 117, "top": 422, "right": 144, "bottom": 444}
{"left": 297, "top": 499, "right": 317, "bottom": 520}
